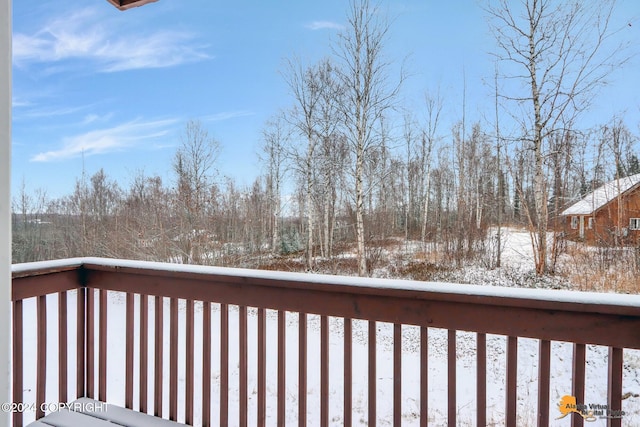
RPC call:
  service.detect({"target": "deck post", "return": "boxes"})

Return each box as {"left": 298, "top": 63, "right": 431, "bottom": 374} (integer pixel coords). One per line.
{"left": 0, "top": 0, "right": 12, "bottom": 424}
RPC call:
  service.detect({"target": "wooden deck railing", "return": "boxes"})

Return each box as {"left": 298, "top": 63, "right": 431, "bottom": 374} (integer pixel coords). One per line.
{"left": 11, "top": 257, "right": 640, "bottom": 427}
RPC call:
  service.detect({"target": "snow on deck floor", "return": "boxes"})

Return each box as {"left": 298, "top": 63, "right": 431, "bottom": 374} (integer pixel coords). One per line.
{"left": 17, "top": 291, "right": 640, "bottom": 426}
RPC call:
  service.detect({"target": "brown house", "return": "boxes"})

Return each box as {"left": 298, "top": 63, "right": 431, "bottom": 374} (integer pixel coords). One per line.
{"left": 561, "top": 173, "right": 640, "bottom": 245}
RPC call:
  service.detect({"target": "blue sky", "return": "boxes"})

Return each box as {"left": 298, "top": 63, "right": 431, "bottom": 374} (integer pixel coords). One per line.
{"left": 11, "top": 0, "right": 640, "bottom": 200}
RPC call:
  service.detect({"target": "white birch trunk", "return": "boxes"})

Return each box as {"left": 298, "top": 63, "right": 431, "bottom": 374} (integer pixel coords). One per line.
{"left": 272, "top": 176, "right": 280, "bottom": 255}
{"left": 356, "top": 148, "right": 366, "bottom": 276}
{"left": 420, "top": 169, "right": 431, "bottom": 244}
{"left": 305, "top": 144, "right": 314, "bottom": 270}
{"left": 530, "top": 24, "right": 547, "bottom": 274}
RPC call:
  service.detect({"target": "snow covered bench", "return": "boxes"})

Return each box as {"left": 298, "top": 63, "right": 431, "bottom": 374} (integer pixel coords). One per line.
{"left": 26, "top": 398, "right": 180, "bottom": 427}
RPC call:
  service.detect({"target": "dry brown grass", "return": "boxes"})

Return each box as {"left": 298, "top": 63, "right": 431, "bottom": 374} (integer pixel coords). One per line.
{"left": 398, "top": 261, "right": 454, "bottom": 282}
{"left": 256, "top": 256, "right": 362, "bottom": 275}
{"left": 368, "top": 237, "right": 403, "bottom": 249}
{"left": 256, "top": 258, "right": 306, "bottom": 272}
{"left": 411, "top": 249, "right": 444, "bottom": 264}
{"left": 566, "top": 268, "right": 640, "bottom": 293}
{"left": 560, "top": 244, "right": 640, "bottom": 293}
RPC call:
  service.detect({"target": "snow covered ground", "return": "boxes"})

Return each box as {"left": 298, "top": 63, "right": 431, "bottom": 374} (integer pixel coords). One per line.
{"left": 373, "top": 228, "right": 574, "bottom": 291}
{"left": 16, "top": 229, "right": 640, "bottom": 426}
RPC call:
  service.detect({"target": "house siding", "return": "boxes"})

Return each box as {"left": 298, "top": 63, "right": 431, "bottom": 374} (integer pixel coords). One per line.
{"left": 563, "top": 186, "right": 640, "bottom": 245}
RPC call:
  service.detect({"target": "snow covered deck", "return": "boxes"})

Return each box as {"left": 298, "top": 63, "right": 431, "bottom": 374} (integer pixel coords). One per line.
{"left": 11, "top": 258, "right": 640, "bottom": 426}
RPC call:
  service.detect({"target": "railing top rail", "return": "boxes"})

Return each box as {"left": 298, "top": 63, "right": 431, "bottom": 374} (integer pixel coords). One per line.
{"left": 12, "top": 258, "right": 85, "bottom": 278}
{"left": 11, "top": 257, "right": 640, "bottom": 348}
{"left": 12, "top": 257, "right": 640, "bottom": 314}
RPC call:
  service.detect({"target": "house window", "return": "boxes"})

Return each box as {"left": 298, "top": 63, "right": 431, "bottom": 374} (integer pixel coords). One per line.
{"left": 588, "top": 218, "right": 594, "bottom": 229}
{"left": 571, "top": 216, "right": 579, "bottom": 229}
{"left": 630, "top": 218, "right": 640, "bottom": 230}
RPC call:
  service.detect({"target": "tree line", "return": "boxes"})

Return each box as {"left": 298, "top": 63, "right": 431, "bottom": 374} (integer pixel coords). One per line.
{"left": 13, "top": 0, "right": 637, "bottom": 276}
{"left": 13, "top": 115, "right": 638, "bottom": 274}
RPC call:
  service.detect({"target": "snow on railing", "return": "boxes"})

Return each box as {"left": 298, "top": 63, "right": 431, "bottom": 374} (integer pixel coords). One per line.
{"left": 11, "top": 258, "right": 640, "bottom": 427}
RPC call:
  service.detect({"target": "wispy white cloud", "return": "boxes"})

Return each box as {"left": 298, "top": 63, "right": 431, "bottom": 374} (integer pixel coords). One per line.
{"left": 305, "top": 21, "right": 344, "bottom": 31}
{"left": 17, "top": 104, "right": 94, "bottom": 120}
{"left": 81, "top": 113, "right": 114, "bottom": 125}
{"left": 202, "top": 110, "right": 254, "bottom": 122}
{"left": 12, "top": 97, "right": 32, "bottom": 108}
{"left": 31, "top": 118, "right": 178, "bottom": 162}
{"left": 82, "top": 114, "right": 101, "bottom": 125}
{"left": 13, "top": 7, "right": 210, "bottom": 72}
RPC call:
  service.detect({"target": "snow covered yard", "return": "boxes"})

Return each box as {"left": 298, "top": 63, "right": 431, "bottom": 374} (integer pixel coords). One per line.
{"left": 370, "top": 227, "right": 639, "bottom": 295}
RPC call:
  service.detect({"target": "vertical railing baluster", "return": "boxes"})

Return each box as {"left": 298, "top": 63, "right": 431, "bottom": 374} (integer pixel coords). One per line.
{"left": 154, "top": 296, "right": 163, "bottom": 418}
{"left": 58, "top": 291, "right": 68, "bottom": 403}
{"left": 420, "top": 327, "right": 428, "bottom": 427}
{"left": 202, "top": 302, "right": 211, "bottom": 427}
{"left": 447, "top": 329, "right": 456, "bottom": 427}
{"left": 607, "top": 347, "right": 623, "bottom": 427}
{"left": 477, "top": 333, "right": 486, "bottom": 427}
{"left": 369, "top": 320, "right": 376, "bottom": 427}
{"left": 278, "top": 310, "right": 286, "bottom": 427}
{"left": 572, "top": 343, "right": 586, "bottom": 427}
{"left": 321, "top": 315, "right": 329, "bottom": 427}
{"left": 299, "top": 313, "right": 307, "bottom": 427}
{"left": 169, "top": 297, "right": 178, "bottom": 421}
{"left": 186, "top": 299, "right": 194, "bottom": 425}
{"left": 506, "top": 336, "right": 518, "bottom": 426}
{"left": 258, "top": 308, "right": 266, "bottom": 427}
{"left": 140, "top": 294, "right": 148, "bottom": 414}
{"left": 12, "top": 299, "right": 23, "bottom": 427}
{"left": 98, "top": 289, "right": 107, "bottom": 402}
{"left": 76, "top": 288, "right": 85, "bottom": 399}
{"left": 36, "top": 295, "right": 46, "bottom": 419}
{"left": 87, "top": 288, "right": 95, "bottom": 399}
{"left": 125, "top": 293, "right": 134, "bottom": 409}
{"left": 220, "top": 303, "right": 229, "bottom": 427}
{"left": 537, "top": 340, "right": 551, "bottom": 427}
{"left": 239, "top": 305, "right": 248, "bottom": 427}
{"left": 393, "top": 324, "right": 402, "bottom": 427}
{"left": 344, "top": 318, "right": 352, "bottom": 427}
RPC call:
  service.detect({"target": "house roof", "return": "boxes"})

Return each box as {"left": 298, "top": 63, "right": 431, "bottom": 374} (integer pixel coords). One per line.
{"left": 561, "top": 173, "right": 640, "bottom": 216}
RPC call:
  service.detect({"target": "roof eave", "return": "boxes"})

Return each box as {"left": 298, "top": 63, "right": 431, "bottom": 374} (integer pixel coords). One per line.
{"left": 106, "top": 0, "right": 158, "bottom": 11}
{"left": 561, "top": 210, "right": 593, "bottom": 217}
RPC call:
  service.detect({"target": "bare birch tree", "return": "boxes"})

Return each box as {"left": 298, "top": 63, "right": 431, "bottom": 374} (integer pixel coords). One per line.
{"left": 420, "top": 92, "right": 442, "bottom": 245}
{"left": 284, "top": 58, "right": 323, "bottom": 270}
{"left": 402, "top": 114, "right": 417, "bottom": 239}
{"left": 313, "top": 59, "right": 345, "bottom": 259}
{"left": 334, "top": 0, "right": 403, "bottom": 276}
{"left": 261, "top": 113, "right": 290, "bottom": 255}
{"left": 173, "top": 119, "right": 220, "bottom": 264}
{"left": 486, "top": 0, "right": 629, "bottom": 274}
